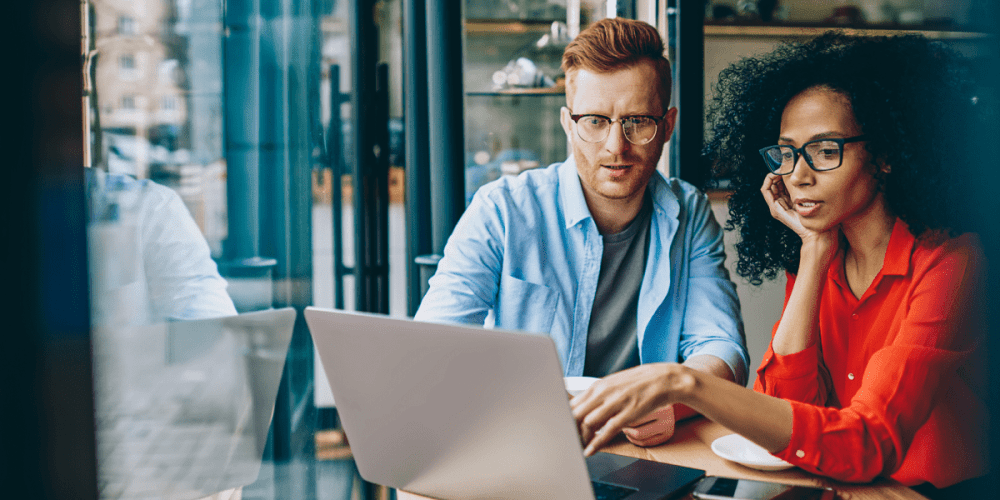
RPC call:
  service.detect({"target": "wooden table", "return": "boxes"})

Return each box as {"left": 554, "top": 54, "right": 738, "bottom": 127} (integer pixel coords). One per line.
{"left": 396, "top": 418, "right": 928, "bottom": 500}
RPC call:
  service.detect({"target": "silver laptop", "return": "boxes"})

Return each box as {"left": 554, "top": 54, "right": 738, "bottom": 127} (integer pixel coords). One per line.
{"left": 306, "top": 307, "right": 705, "bottom": 500}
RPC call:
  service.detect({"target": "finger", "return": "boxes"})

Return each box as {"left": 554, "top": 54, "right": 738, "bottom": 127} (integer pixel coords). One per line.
{"left": 623, "top": 418, "right": 663, "bottom": 440}
{"left": 761, "top": 177, "right": 784, "bottom": 218}
{"left": 583, "top": 413, "right": 630, "bottom": 456}
{"left": 570, "top": 384, "right": 602, "bottom": 415}
{"left": 624, "top": 415, "right": 656, "bottom": 429}
{"left": 578, "top": 402, "right": 616, "bottom": 447}
{"left": 770, "top": 173, "right": 784, "bottom": 193}
{"left": 622, "top": 425, "right": 659, "bottom": 442}
{"left": 760, "top": 175, "right": 776, "bottom": 200}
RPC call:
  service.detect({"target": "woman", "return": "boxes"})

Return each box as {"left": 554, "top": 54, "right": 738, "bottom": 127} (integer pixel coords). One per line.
{"left": 570, "top": 33, "right": 989, "bottom": 496}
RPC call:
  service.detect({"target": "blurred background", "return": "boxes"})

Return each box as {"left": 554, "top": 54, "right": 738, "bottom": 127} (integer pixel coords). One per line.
{"left": 6, "top": 1, "right": 997, "bottom": 499}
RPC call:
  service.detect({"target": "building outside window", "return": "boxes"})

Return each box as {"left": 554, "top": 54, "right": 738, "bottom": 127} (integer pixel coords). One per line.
{"left": 118, "top": 15, "right": 135, "bottom": 35}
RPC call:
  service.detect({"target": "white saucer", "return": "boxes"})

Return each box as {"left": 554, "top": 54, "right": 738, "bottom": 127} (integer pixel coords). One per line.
{"left": 711, "top": 434, "right": 795, "bottom": 471}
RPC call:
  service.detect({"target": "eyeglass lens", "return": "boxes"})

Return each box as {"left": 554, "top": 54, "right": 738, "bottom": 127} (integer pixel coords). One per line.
{"left": 577, "top": 116, "right": 658, "bottom": 145}
{"left": 763, "top": 140, "right": 844, "bottom": 174}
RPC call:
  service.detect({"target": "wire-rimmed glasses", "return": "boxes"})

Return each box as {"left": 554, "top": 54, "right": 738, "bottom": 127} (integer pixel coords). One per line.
{"left": 759, "top": 136, "right": 867, "bottom": 175}
{"left": 566, "top": 108, "right": 667, "bottom": 145}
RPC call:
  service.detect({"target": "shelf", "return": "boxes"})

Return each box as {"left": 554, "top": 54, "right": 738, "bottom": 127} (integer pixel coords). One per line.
{"left": 466, "top": 19, "right": 562, "bottom": 35}
{"left": 704, "top": 22, "right": 992, "bottom": 40}
{"left": 467, "top": 87, "right": 565, "bottom": 97}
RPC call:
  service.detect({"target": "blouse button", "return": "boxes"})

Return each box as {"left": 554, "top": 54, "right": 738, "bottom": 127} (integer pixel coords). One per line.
{"left": 796, "top": 450, "right": 806, "bottom": 458}
{"left": 848, "top": 373, "right": 855, "bottom": 380}
{"left": 851, "top": 313, "right": 858, "bottom": 320}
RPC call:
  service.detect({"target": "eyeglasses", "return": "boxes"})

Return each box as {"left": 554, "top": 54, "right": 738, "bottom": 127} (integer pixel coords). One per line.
{"left": 566, "top": 108, "right": 667, "bottom": 145}
{"left": 759, "top": 136, "right": 867, "bottom": 175}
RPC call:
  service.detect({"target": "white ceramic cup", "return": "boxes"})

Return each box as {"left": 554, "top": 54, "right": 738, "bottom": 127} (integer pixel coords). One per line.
{"left": 564, "top": 376, "right": 599, "bottom": 397}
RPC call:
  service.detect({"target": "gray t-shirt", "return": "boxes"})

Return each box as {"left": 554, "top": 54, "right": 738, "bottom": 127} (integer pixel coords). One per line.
{"left": 583, "top": 195, "right": 652, "bottom": 377}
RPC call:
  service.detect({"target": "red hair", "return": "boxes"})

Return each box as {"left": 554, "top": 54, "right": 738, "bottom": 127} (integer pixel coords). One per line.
{"left": 561, "top": 17, "right": 672, "bottom": 106}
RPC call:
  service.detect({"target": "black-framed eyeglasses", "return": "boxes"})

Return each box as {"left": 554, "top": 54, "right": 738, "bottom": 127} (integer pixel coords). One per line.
{"left": 759, "top": 136, "right": 867, "bottom": 175}
{"left": 566, "top": 107, "right": 667, "bottom": 145}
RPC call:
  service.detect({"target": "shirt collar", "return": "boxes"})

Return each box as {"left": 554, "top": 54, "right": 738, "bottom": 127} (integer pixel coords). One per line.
{"left": 830, "top": 217, "right": 914, "bottom": 288}
{"left": 558, "top": 156, "right": 678, "bottom": 229}
{"left": 559, "top": 156, "right": 592, "bottom": 228}
{"left": 881, "top": 218, "right": 915, "bottom": 276}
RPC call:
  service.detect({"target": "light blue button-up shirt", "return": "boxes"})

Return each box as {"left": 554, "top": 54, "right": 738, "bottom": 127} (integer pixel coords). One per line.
{"left": 415, "top": 157, "right": 748, "bottom": 384}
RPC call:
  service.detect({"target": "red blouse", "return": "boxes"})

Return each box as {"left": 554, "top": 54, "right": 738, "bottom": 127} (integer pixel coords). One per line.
{"left": 753, "top": 219, "right": 988, "bottom": 487}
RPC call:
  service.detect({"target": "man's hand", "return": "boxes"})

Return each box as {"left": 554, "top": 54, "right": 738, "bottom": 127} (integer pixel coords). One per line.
{"left": 622, "top": 405, "right": 675, "bottom": 447}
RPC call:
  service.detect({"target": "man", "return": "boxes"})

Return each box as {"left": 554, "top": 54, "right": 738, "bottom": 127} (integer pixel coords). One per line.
{"left": 415, "top": 18, "right": 747, "bottom": 447}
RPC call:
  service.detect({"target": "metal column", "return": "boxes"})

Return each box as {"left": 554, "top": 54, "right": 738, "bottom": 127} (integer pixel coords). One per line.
{"left": 404, "top": 0, "right": 433, "bottom": 315}
{"left": 349, "top": 0, "right": 391, "bottom": 314}
{"left": 222, "top": 0, "right": 278, "bottom": 311}
{"left": 669, "top": 0, "right": 705, "bottom": 187}
{"left": 425, "top": 0, "right": 466, "bottom": 256}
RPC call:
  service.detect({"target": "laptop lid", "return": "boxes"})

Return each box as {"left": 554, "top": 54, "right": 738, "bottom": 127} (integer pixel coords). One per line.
{"left": 92, "top": 307, "right": 296, "bottom": 499}
{"left": 306, "top": 307, "right": 704, "bottom": 500}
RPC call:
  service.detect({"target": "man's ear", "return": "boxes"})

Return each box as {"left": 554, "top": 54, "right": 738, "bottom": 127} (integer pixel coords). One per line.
{"left": 661, "top": 107, "right": 679, "bottom": 139}
{"left": 560, "top": 106, "right": 573, "bottom": 141}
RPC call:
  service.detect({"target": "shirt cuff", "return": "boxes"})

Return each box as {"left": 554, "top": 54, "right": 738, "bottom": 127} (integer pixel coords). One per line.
{"left": 773, "top": 400, "right": 822, "bottom": 471}
{"left": 687, "top": 341, "right": 748, "bottom": 387}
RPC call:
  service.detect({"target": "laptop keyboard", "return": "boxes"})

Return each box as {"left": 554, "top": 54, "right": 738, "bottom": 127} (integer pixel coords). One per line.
{"left": 591, "top": 480, "right": 638, "bottom": 500}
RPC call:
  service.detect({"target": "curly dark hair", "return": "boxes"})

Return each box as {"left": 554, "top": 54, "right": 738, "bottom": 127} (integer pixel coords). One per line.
{"left": 704, "top": 32, "right": 984, "bottom": 285}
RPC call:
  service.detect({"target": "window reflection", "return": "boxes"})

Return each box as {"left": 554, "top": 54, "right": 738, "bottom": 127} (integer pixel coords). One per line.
{"left": 92, "top": 309, "right": 295, "bottom": 499}
{"left": 86, "top": 167, "right": 237, "bottom": 326}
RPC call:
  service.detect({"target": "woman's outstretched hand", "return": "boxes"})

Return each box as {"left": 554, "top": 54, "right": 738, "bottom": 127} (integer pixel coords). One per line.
{"left": 570, "top": 363, "right": 693, "bottom": 456}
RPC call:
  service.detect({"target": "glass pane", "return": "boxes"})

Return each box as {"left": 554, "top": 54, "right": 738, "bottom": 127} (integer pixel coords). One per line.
{"left": 85, "top": 0, "right": 364, "bottom": 498}
{"left": 463, "top": 1, "right": 578, "bottom": 203}
{"left": 462, "top": 1, "right": 615, "bottom": 202}
{"left": 465, "top": 93, "right": 567, "bottom": 203}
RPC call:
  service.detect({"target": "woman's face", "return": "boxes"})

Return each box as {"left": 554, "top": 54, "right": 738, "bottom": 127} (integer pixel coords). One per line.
{"left": 775, "top": 86, "right": 888, "bottom": 234}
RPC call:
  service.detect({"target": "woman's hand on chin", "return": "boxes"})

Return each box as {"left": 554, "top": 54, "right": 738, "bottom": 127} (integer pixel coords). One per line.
{"left": 761, "top": 173, "right": 840, "bottom": 266}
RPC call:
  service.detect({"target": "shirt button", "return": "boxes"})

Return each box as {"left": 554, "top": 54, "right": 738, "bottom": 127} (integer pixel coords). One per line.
{"left": 796, "top": 450, "right": 806, "bottom": 458}
{"left": 851, "top": 313, "right": 858, "bottom": 320}
{"left": 848, "top": 373, "right": 855, "bottom": 380}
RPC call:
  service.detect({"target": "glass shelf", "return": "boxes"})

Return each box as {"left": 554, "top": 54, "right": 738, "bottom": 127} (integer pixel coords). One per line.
{"left": 466, "top": 19, "right": 563, "bottom": 34}
{"left": 464, "top": 92, "right": 566, "bottom": 203}
{"left": 467, "top": 87, "right": 565, "bottom": 96}
{"left": 703, "top": 22, "right": 993, "bottom": 40}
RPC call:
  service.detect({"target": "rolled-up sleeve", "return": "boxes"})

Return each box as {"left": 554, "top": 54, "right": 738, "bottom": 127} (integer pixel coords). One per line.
{"left": 753, "top": 273, "right": 830, "bottom": 405}
{"left": 677, "top": 191, "right": 749, "bottom": 386}
{"left": 414, "top": 187, "right": 506, "bottom": 326}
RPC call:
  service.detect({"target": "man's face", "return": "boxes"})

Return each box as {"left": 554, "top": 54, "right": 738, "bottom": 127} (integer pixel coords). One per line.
{"left": 561, "top": 61, "right": 676, "bottom": 211}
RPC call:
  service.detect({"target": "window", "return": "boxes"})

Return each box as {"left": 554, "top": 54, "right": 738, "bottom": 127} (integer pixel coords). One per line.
{"left": 119, "top": 54, "right": 135, "bottom": 70}
{"left": 160, "top": 95, "right": 177, "bottom": 111}
{"left": 119, "top": 53, "right": 140, "bottom": 81}
{"left": 120, "top": 95, "right": 135, "bottom": 109}
{"left": 118, "top": 16, "right": 135, "bottom": 35}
